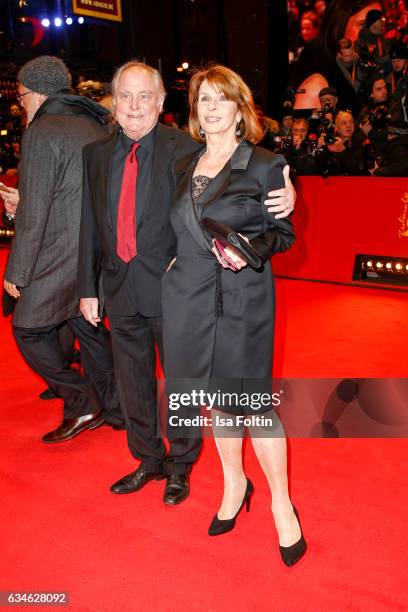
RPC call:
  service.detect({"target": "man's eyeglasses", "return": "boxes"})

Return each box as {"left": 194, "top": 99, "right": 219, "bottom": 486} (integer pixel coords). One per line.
{"left": 16, "top": 91, "right": 33, "bottom": 104}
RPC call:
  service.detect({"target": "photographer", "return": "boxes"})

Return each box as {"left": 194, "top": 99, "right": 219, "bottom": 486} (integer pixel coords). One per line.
{"left": 359, "top": 76, "right": 389, "bottom": 157}
{"left": 356, "top": 10, "right": 391, "bottom": 77}
{"left": 390, "top": 42, "right": 408, "bottom": 94}
{"left": 336, "top": 38, "right": 363, "bottom": 95}
{"left": 372, "top": 98, "right": 408, "bottom": 176}
{"left": 314, "top": 110, "right": 367, "bottom": 176}
{"left": 289, "top": 117, "right": 317, "bottom": 175}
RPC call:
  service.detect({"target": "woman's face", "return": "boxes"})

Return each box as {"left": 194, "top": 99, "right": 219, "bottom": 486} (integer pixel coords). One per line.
{"left": 344, "top": 2, "right": 382, "bottom": 42}
{"left": 197, "top": 80, "right": 241, "bottom": 138}
{"left": 301, "top": 19, "right": 319, "bottom": 42}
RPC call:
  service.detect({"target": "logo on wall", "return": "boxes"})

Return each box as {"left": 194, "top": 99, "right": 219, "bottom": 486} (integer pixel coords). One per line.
{"left": 398, "top": 191, "right": 408, "bottom": 238}
{"left": 72, "top": 0, "right": 122, "bottom": 22}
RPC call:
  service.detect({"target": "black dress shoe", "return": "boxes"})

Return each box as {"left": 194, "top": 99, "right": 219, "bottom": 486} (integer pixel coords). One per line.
{"left": 42, "top": 412, "right": 104, "bottom": 443}
{"left": 279, "top": 506, "right": 307, "bottom": 567}
{"left": 163, "top": 474, "right": 189, "bottom": 505}
{"left": 208, "top": 479, "right": 254, "bottom": 536}
{"left": 39, "top": 386, "right": 59, "bottom": 400}
{"left": 110, "top": 467, "right": 166, "bottom": 494}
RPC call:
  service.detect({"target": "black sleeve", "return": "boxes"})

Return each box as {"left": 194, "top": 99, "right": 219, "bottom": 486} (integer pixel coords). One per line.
{"left": 250, "top": 154, "right": 296, "bottom": 262}
{"left": 77, "top": 151, "right": 103, "bottom": 297}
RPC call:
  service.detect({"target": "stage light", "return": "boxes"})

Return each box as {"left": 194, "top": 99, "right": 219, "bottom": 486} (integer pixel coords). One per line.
{"left": 78, "top": 16, "right": 84, "bottom": 24}
{"left": 41, "top": 18, "right": 50, "bottom": 27}
{"left": 182, "top": 62, "right": 189, "bottom": 69}
{"left": 66, "top": 17, "right": 73, "bottom": 25}
{"left": 353, "top": 254, "right": 408, "bottom": 287}
{"left": 176, "top": 66, "right": 183, "bottom": 72}
{"left": 54, "top": 17, "right": 62, "bottom": 27}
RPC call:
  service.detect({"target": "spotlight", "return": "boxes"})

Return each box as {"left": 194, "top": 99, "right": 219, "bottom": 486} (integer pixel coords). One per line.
{"left": 41, "top": 18, "right": 50, "bottom": 27}
{"left": 181, "top": 62, "right": 189, "bottom": 69}
{"left": 353, "top": 254, "right": 408, "bottom": 287}
{"left": 176, "top": 66, "right": 183, "bottom": 72}
{"left": 54, "top": 17, "right": 62, "bottom": 27}
{"left": 66, "top": 17, "right": 73, "bottom": 25}
{"left": 78, "top": 16, "right": 84, "bottom": 24}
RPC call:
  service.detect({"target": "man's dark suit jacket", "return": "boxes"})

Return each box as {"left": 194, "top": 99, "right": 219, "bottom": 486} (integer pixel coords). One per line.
{"left": 78, "top": 123, "right": 199, "bottom": 316}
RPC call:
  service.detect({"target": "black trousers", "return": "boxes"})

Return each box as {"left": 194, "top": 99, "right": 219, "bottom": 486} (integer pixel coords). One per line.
{"left": 108, "top": 313, "right": 202, "bottom": 475}
{"left": 14, "top": 316, "right": 121, "bottom": 423}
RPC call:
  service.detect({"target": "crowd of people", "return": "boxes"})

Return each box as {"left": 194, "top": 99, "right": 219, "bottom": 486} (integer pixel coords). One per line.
{"left": 278, "top": 1, "right": 408, "bottom": 176}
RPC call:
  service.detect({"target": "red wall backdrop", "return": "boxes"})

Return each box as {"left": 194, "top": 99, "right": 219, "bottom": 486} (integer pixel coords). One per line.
{"left": 273, "top": 177, "right": 408, "bottom": 291}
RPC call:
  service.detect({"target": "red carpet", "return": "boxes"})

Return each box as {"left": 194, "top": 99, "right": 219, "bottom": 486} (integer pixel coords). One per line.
{"left": 1, "top": 247, "right": 407, "bottom": 611}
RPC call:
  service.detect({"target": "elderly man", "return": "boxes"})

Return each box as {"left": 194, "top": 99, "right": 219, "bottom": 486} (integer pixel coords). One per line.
{"left": 78, "top": 61, "right": 296, "bottom": 505}
{"left": 3, "top": 55, "right": 122, "bottom": 442}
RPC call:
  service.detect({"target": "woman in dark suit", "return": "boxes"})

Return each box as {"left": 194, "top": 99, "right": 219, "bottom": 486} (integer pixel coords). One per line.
{"left": 162, "top": 65, "right": 306, "bottom": 566}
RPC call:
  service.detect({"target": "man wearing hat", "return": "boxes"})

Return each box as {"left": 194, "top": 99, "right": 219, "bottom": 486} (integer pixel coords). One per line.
{"left": 356, "top": 9, "right": 391, "bottom": 72}
{"left": 390, "top": 42, "right": 408, "bottom": 93}
{"left": 318, "top": 86, "right": 338, "bottom": 113}
{"left": 3, "top": 55, "right": 122, "bottom": 442}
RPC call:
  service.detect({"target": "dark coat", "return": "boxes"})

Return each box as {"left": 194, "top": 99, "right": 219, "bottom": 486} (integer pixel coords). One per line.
{"left": 5, "top": 94, "right": 109, "bottom": 328}
{"left": 374, "top": 134, "right": 408, "bottom": 176}
{"left": 162, "top": 141, "right": 295, "bottom": 393}
{"left": 77, "top": 124, "right": 199, "bottom": 317}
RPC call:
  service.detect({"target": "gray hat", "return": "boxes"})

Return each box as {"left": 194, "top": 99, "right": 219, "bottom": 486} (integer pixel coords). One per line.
{"left": 18, "top": 55, "right": 71, "bottom": 97}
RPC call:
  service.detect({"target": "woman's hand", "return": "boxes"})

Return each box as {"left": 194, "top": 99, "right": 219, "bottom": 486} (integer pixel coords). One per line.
{"left": 212, "top": 236, "right": 248, "bottom": 270}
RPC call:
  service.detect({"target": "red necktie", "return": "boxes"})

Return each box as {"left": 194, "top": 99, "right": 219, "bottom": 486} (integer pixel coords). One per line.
{"left": 117, "top": 142, "right": 139, "bottom": 263}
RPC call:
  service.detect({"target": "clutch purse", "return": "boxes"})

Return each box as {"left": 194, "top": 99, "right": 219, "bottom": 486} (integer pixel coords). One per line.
{"left": 201, "top": 217, "right": 263, "bottom": 269}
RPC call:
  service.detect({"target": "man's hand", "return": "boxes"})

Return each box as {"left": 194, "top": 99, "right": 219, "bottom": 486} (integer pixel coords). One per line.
{"left": 360, "top": 121, "right": 372, "bottom": 136}
{"left": 4, "top": 279, "right": 20, "bottom": 299}
{"left": 368, "top": 160, "right": 380, "bottom": 176}
{"left": 80, "top": 297, "right": 101, "bottom": 327}
{"left": 327, "top": 137, "right": 346, "bottom": 153}
{"left": 0, "top": 186, "right": 19, "bottom": 216}
{"left": 264, "top": 165, "right": 296, "bottom": 219}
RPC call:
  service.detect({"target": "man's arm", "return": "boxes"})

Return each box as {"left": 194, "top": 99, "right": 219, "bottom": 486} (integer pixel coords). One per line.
{"left": 4, "top": 127, "right": 57, "bottom": 293}
{"left": 77, "top": 151, "right": 103, "bottom": 326}
{"left": 263, "top": 164, "right": 296, "bottom": 218}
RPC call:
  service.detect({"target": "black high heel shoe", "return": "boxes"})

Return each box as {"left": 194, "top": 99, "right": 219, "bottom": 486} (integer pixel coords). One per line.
{"left": 279, "top": 506, "right": 307, "bottom": 567}
{"left": 208, "top": 479, "right": 254, "bottom": 536}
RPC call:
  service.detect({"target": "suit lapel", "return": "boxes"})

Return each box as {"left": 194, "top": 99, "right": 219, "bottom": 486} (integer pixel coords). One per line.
{"left": 102, "top": 134, "right": 117, "bottom": 231}
{"left": 174, "top": 150, "right": 212, "bottom": 253}
{"left": 173, "top": 140, "right": 255, "bottom": 250}
{"left": 137, "top": 123, "right": 176, "bottom": 228}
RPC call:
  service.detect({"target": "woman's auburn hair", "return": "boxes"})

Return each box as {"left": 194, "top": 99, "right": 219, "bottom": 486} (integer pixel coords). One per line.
{"left": 188, "top": 64, "right": 264, "bottom": 144}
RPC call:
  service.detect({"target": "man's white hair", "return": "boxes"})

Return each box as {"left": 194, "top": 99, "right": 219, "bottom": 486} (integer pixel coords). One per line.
{"left": 111, "top": 60, "right": 166, "bottom": 103}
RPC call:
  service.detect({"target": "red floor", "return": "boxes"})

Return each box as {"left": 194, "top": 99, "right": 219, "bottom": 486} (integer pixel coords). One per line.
{"left": 1, "top": 247, "right": 407, "bottom": 611}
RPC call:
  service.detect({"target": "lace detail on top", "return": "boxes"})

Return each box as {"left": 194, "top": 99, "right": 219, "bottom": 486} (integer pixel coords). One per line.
{"left": 192, "top": 175, "right": 212, "bottom": 203}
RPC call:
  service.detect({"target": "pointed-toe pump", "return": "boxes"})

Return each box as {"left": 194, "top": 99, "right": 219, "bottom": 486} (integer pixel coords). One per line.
{"left": 279, "top": 506, "right": 307, "bottom": 567}
{"left": 208, "top": 479, "right": 254, "bottom": 536}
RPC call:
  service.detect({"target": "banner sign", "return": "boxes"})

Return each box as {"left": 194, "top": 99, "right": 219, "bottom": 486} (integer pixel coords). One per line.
{"left": 72, "top": 0, "right": 122, "bottom": 22}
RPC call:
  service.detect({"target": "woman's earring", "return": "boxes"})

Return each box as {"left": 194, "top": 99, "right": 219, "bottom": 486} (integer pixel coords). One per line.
{"left": 199, "top": 126, "right": 205, "bottom": 137}
{"left": 235, "top": 121, "right": 242, "bottom": 137}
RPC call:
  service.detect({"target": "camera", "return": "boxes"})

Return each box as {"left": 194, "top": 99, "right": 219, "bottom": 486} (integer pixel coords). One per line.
{"left": 357, "top": 42, "right": 384, "bottom": 82}
{"left": 308, "top": 104, "right": 336, "bottom": 145}
{"left": 369, "top": 105, "right": 388, "bottom": 129}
